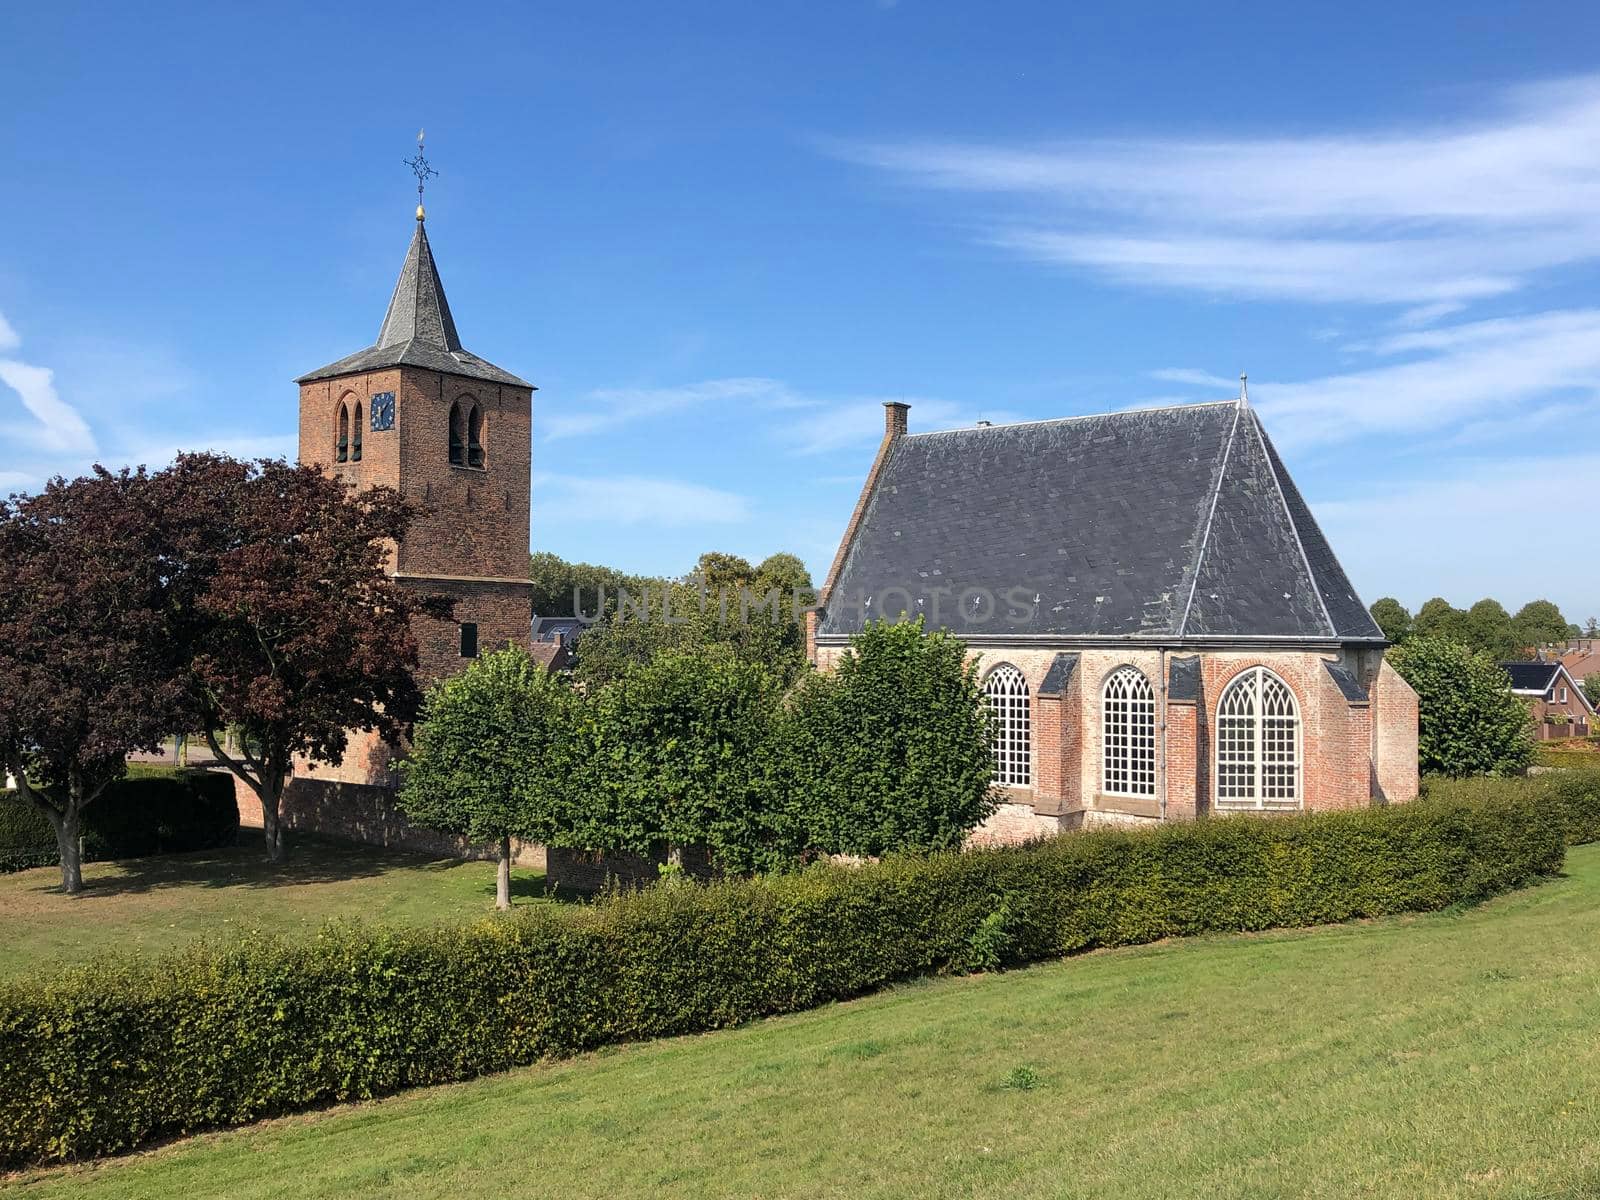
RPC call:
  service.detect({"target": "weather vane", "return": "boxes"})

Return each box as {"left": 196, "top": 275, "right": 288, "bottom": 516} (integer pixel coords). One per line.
{"left": 404, "top": 129, "right": 437, "bottom": 221}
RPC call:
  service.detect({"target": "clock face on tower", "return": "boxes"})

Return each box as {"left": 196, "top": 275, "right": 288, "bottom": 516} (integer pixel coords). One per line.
{"left": 370, "top": 391, "right": 396, "bottom": 431}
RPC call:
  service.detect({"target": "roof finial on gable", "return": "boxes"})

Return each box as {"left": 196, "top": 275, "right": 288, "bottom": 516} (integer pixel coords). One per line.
{"left": 405, "top": 129, "right": 438, "bottom": 222}
{"left": 1239, "top": 372, "right": 1249, "bottom": 404}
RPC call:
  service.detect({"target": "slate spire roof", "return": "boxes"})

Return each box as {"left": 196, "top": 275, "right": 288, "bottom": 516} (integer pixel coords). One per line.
{"left": 817, "top": 398, "right": 1385, "bottom": 643}
{"left": 297, "top": 219, "right": 531, "bottom": 388}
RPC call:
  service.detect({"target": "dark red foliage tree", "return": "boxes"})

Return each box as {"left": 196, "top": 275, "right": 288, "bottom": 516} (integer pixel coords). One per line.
{"left": 0, "top": 469, "right": 185, "bottom": 894}
{"left": 156, "top": 454, "right": 447, "bottom": 861}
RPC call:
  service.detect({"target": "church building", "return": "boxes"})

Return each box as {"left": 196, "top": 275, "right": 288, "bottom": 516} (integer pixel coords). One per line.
{"left": 290, "top": 200, "right": 536, "bottom": 805}
{"left": 810, "top": 398, "right": 1419, "bottom": 842}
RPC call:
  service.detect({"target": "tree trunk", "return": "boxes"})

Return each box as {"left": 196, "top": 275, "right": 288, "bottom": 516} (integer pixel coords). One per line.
{"left": 54, "top": 803, "right": 83, "bottom": 895}
{"left": 496, "top": 836, "right": 512, "bottom": 911}
{"left": 260, "top": 789, "right": 285, "bottom": 862}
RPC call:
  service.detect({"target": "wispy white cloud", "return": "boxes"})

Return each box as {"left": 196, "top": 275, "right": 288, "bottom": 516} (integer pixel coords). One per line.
{"left": 544, "top": 377, "right": 808, "bottom": 441}
{"left": 831, "top": 75, "right": 1600, "bottom": 307}
{"left": 1252, "top": 308, "right": 1600, "bottom": 449}
{"left": 0, "top": 313, "right": 97, "bottom": 458}
{"left": 1149, "top": 367, "right": 1238, "bottom": 391}
{"left": 534, "top": 472, "right": 750, "bottom": 526}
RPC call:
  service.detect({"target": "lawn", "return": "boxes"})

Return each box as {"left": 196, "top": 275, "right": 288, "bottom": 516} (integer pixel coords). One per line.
{"left": 7, "top": 848, "right": 1600, "bottom": 1198}
{"left": 0, "top": 832, "right": 550, "bottom": 978}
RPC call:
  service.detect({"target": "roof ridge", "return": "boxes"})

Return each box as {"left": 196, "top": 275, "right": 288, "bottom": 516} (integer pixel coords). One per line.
{"left": 903, "top": 398, "right": 1241, "bottom": 437}
{"left": 1247, "top": 408, "right": 1336, "bottom": 638}
{"left": 1176, "top": 400, "right": 1243, "bottom": 637}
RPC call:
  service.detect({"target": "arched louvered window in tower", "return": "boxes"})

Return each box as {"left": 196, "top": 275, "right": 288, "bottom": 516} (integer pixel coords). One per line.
{"left": 352, "top": 402, "right": 363, "bottom": 462}
{"left": 336, "top": 402, "right": 349, "bottom": 464}
{"left": 984, "top": 663, "right": 1031, "bottom": 787}
{"left": 448, "top": 402, "right": 465, "bottom": 466}
{"left": 467, "top": 404, "right": 484, "bottom": 468}
{"left": 1216, "top": 667, "right": 1301, "bottom": 809}
{"left": 1102, "top": 666, "right": 1156, "bottom": 796}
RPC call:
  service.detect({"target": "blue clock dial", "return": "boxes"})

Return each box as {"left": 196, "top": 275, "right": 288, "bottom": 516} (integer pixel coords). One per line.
{"left": 370, "top": 392, "right": 395, "bottom": 431}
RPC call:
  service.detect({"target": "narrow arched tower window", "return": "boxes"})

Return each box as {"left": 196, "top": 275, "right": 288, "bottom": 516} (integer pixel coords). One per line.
{"left": 336, "top": 403, "right": 349, "bottom": 463}
{"left": 1216, "top": 667, "right": 1301, "bottom": 809}
{"left": 1102, "top": 666, "right": 1156, "bottom": 796}
{"left": 448, "top": 402, "right": 465, "bottom": 466}
{"left": 352, "top": 402, "right": 363, "bottom": 462}
{"left": 984, "top": 663, "right": 1031, "bottom": 787}
{"left": 467, "top": 404, "right": 485, "bottom": 468}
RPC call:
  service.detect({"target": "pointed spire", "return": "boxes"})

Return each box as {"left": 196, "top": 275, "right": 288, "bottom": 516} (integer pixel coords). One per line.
{"left": 375, "top": 222, "right": 462, "bottom": 351}
{"left": 1239, "top": 373, "right": 1249, "bottom": 404}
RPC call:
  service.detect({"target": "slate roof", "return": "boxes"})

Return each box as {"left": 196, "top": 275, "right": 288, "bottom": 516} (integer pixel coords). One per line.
{"left": 297, "top": 220, "right": 531, "bottom": 388}
{"left": 817, "top": 399, "right": 1384, "bottom": 644}
{"left": 1501, "top": 662, "right": 1560, "bottom": 692}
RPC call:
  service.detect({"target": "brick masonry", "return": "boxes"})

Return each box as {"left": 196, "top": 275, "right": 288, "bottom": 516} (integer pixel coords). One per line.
{"left": 814, "top": 640, "right": 1420, "bottom": 843}
{"left": 290, "top": 363, "right": 537, "bottom": 838}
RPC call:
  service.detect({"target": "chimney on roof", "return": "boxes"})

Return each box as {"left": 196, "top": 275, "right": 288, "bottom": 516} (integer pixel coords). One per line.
{"left": 884, "top": 401, "right": 910, "bottom": 439}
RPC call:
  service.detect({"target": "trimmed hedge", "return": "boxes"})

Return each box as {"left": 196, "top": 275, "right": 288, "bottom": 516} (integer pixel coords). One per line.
{"left": 1425, "top": 768, "right": 1600, "bottom": 847}
{"left": 0, "top": 790, "right": 1570, "bottom": 1166}
{"left": 0, "top": 769, "right": 238, "bottom": 873}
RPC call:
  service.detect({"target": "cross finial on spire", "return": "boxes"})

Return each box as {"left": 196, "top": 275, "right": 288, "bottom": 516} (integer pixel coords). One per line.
{"left": 405, "top": 129, "right": 438, "bottom": 222}
{"left": 1239, "top": 372, "right": 1248, "bottom": 403}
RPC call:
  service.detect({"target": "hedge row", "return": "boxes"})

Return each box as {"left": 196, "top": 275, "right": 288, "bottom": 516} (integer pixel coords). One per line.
{"left": 0, "top": 788, "right": 1575, "bottom": 1166}
{"left": 0, "top": 769, "right": 238, "bottom": 873}
{"left": 1424, "top": 768, "right": 1600, "bottom": 847}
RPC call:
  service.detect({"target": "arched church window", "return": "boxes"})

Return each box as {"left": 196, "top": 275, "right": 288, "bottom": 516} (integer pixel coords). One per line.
{"left": 1216, "top": 667, "right": 1301, "bottom": 809}
{"left": 336, "top": 403, "right": 349, "bottom": 464}
{"left": 1102, "top": 666, "right": 1156, "bottom": 796}
{"left": 984, "top": 663, "right": 1031, "bottom": 787}
{"left": 467, "top": 404, "right": 485, "bottom": 468}
{"left": 352, "top": 402, "right": 363, "bottom": 462}
{"left": 448, "top": 402, "right": 465, "bottom": 466}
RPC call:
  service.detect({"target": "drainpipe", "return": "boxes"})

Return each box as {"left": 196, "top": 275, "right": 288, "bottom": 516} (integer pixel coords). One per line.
{"left": 1158, "top": 647, "right": 1169, "bottom": 821}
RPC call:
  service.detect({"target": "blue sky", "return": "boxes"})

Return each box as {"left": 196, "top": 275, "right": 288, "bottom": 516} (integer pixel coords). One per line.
{"left": 4, "top": 1, "right": 1600, "bottom": 621}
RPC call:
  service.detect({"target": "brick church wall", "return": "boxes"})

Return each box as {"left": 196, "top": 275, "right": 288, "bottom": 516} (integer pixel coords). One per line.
{"left": 816, "top": 637, "right": 1414, "bottom": 842}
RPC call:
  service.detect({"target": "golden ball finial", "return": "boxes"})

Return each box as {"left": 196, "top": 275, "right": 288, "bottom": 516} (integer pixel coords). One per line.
{"left": 416, "top": 203, "right": 426, "bottom": 221}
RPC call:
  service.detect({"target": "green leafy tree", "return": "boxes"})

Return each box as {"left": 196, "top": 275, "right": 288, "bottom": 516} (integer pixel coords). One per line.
{"left": 1583, "top": 674, "right": 1600, "bottom": 712}
{"left": 1388, "top": 638, "right": 1534, "bottom": 778}
{"left": 577, "top": 647, "right": 787, "bottom": 872}
{"left": 529, "top": 551, "right": 662, "bottom": 619}
{"left": 774, "top": 619, "right": 997, "bottom": 856}
{"left": 398, "top": 647, "right": 578, "bottom": 909}
{"left": 1511, "top": 599, "right": 1571, "bottom": 652}
{"left": 1584, "top": 617, "right": 1599, "bottom": 638}
{"left": 693, "top": 551, "right": 757, "bottom": 592}
{"left": 754, "top": 552, "right": 814, "bottom": 597}
{"left": 1463, "top": 599, "right": 1518, "bottom": 660}
{"left": 1369, "top": 597, "right": 1412, "bottom": 643}
{"left": 1413, "top": 597, "right": 1466, "bottom": 643}
{"left": 574, "top": 568, "right": 808, "bottom": 689}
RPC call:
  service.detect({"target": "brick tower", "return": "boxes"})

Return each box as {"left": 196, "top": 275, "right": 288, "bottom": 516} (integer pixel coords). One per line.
{"left": 293, "top": 205, "right": 534, "bottom": 785}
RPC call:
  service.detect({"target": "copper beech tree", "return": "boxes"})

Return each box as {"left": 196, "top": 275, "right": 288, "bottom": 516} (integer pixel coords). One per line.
{"left": 0, "top": 469, "right": 184, "bottom": 894}
{"left": 158, "top": 454, "right": 448, "bottom": 862}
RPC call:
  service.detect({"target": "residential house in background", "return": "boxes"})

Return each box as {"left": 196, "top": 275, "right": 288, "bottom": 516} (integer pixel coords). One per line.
{"left": 1502, "top": 661, "right": 1594, "bottom": 739}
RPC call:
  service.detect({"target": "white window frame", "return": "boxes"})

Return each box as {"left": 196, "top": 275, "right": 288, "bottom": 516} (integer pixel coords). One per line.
{"left": 984, "top": 663, "right": 1032, "bottom": 787}
{"left": 1102, "top": 666, "right": 1156, "bottom": 797}
{"left": 1214, "top": 666, "right": 1301, "bottom": 811}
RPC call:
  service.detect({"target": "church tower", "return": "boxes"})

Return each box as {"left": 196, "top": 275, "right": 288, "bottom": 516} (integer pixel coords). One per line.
{"left": 295, "top": 193, "right": 534, "bottom": 700}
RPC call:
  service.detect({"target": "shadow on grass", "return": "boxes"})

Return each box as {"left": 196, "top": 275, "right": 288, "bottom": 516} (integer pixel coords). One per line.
{"left": 23, "top": 830, "right": 472, "bottom": 899}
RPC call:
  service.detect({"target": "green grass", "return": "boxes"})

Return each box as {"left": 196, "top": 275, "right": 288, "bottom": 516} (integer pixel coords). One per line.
{"left": 0, "top": 832, "right": 551, "bottom": 978}
{"left": 9, "top": 849, "right": 1600, "bottom": 1198}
